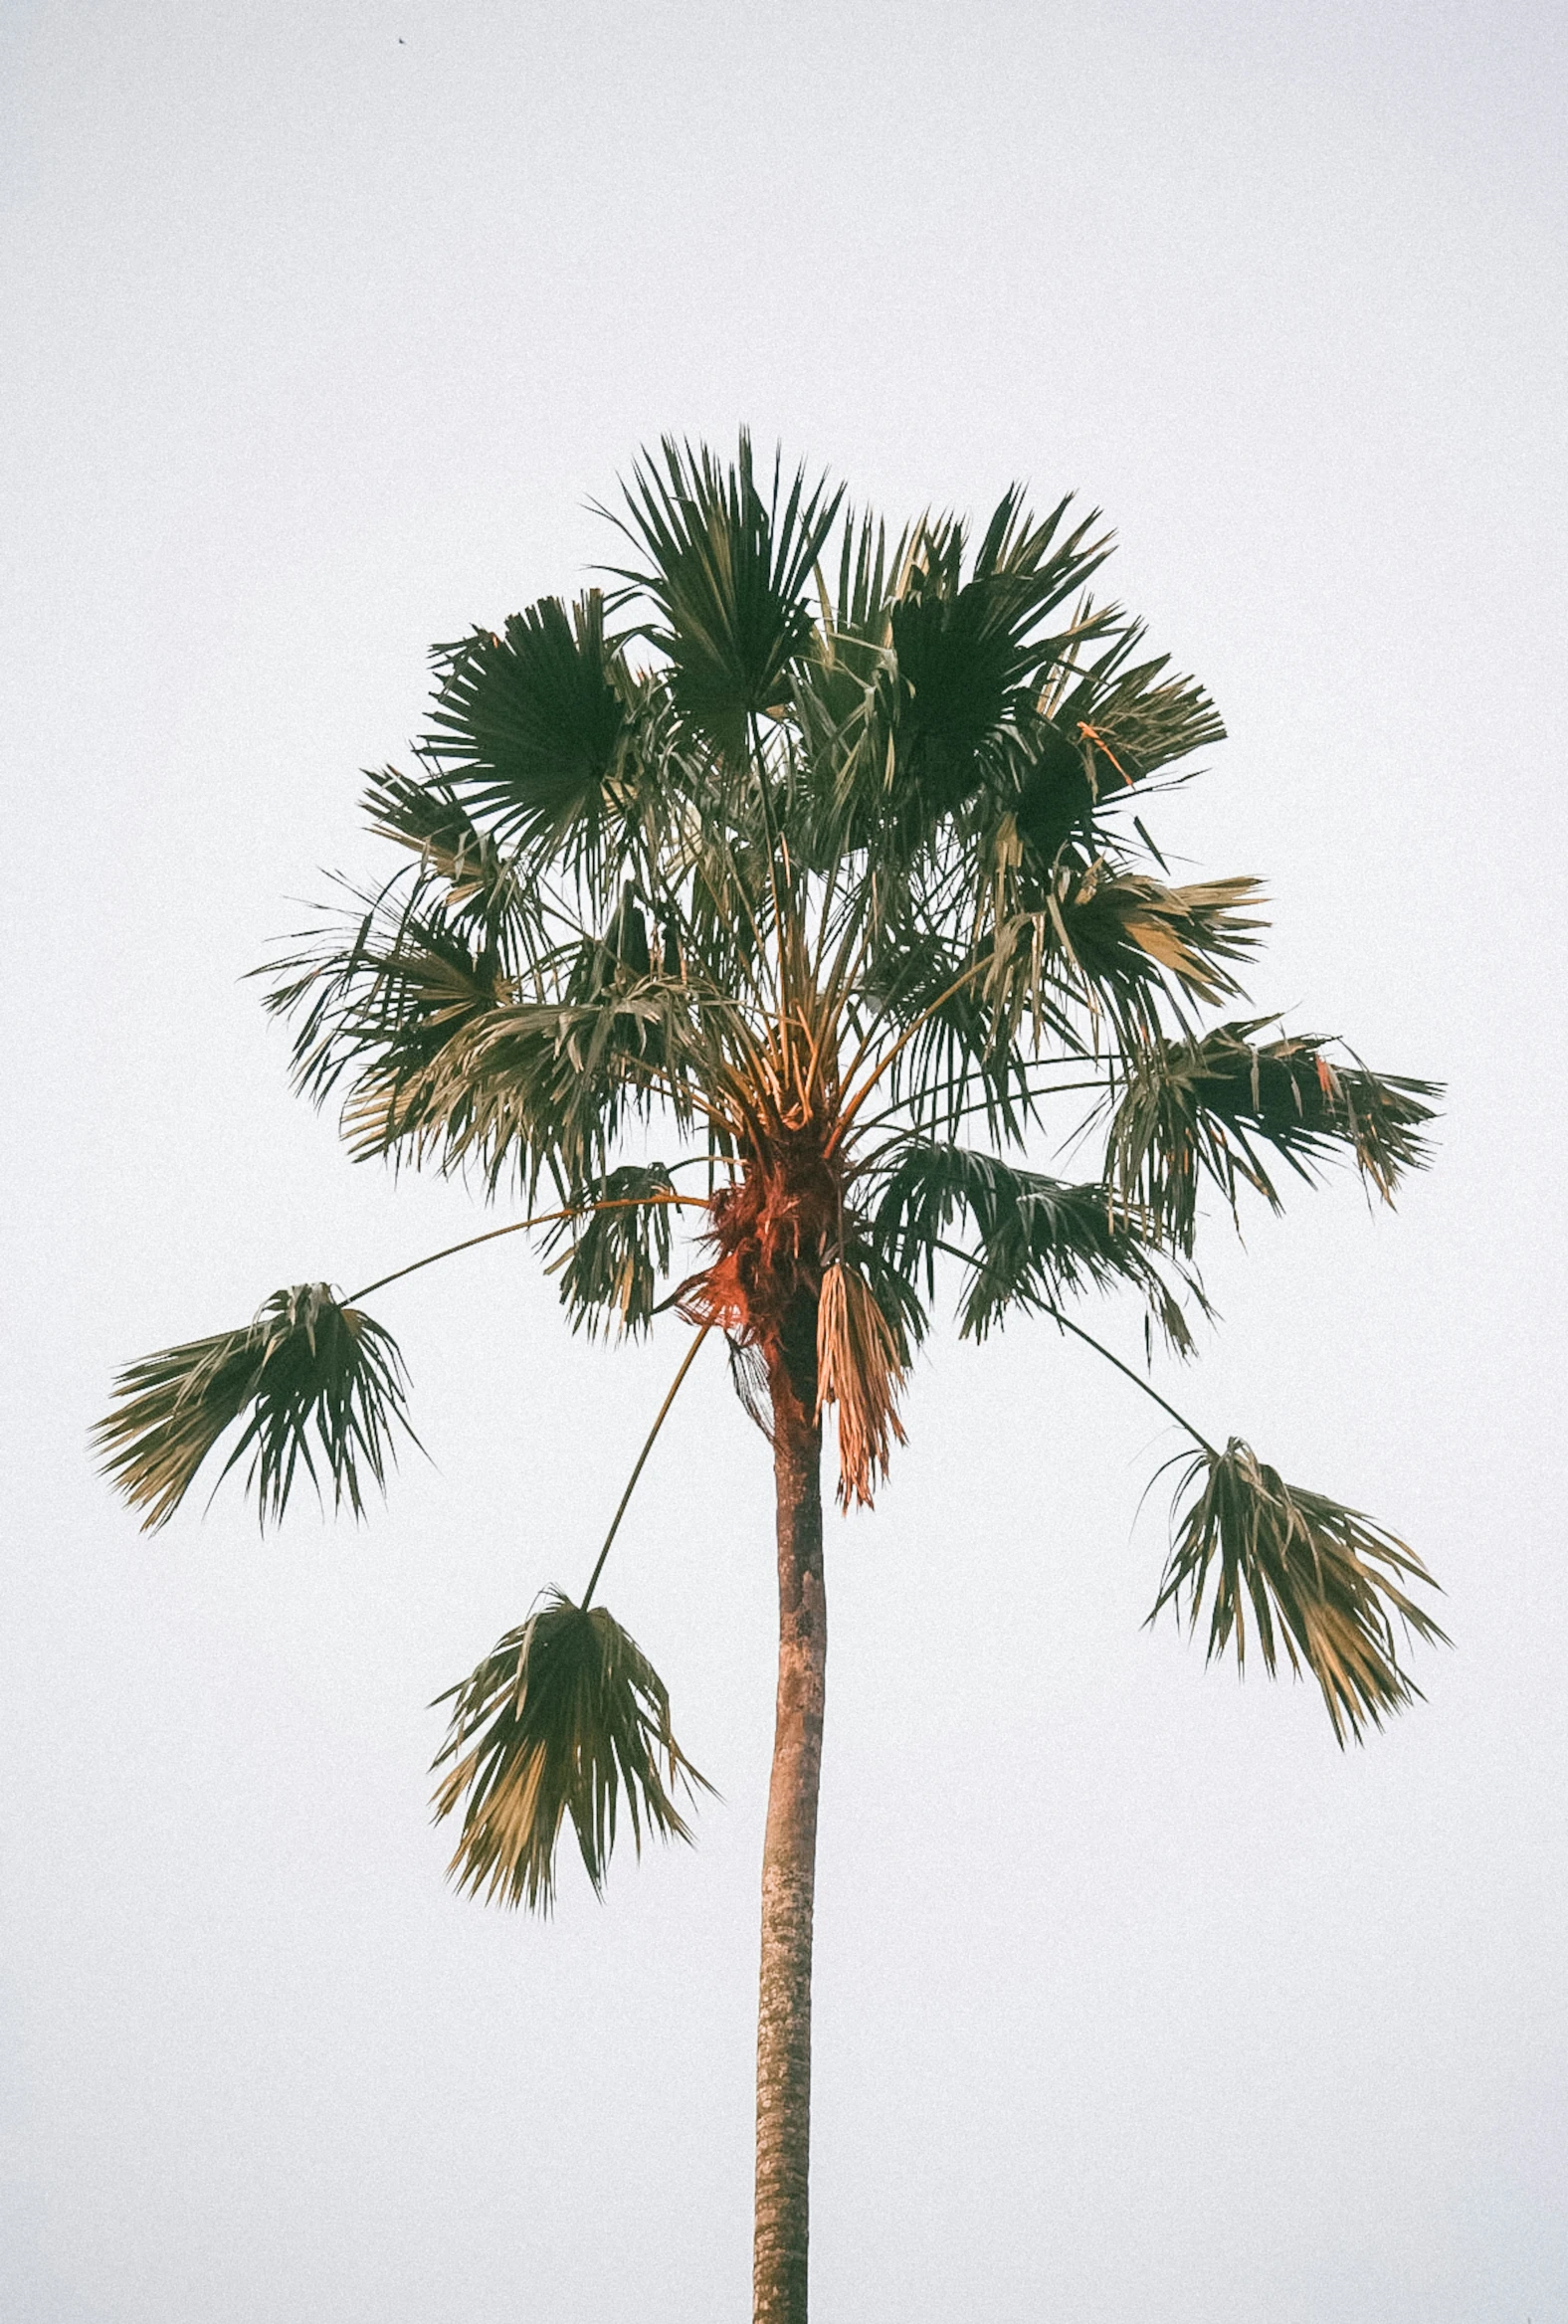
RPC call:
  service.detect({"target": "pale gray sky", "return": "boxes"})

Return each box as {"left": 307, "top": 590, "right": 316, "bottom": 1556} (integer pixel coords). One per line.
{"left": 3, "top": 2, "right": 1565, "bottom": 2319}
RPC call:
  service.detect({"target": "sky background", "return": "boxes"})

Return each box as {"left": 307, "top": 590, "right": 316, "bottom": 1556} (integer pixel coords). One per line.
{"left": 3, "top": 2, "right": 1565, "bottom": 2319}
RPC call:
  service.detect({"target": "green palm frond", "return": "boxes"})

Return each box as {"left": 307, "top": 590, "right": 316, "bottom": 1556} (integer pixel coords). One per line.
{"left": 423, "top": 591, "right": 632, "bottom": 863}
{"left": 332, "top": 970, "right": 722, "bottom": 1197}
{"left": 814, "top": 502, "right": 905, "bottom": 664}
{"left": 543, "top": 1163, "right": 679, "bottom": 1337}
{"left": 454, "top": 982, "right": 713, "bottom": 1178}
{"left": 95, "top": 1284, "right": 416, "bottom": 1531}
{"left": 262, "top": 877, "right": 514, "bottom": 1122}
{"left": 884, "top": 492, "right": 1113, "bottom": 814}
{"left": 970, "top": 625, "right": 1227, "bottom": 871}
{"left": 1006, "top": 710, "right": 1103, "bottom": 863}
{"left": 1150, "top": 1439, "right": 1448, "bottom": 1744}
{"left": 431, "top": 1592, "right": 712, "bottom": 1911}
{"left": 1065, "top": 872, "right": 1266, "bottom": 1010}
{"left": 1042, "top": 619, "right": 1227, "bottom": 790}
{"left": 996, "top": 870, "right": 1266, "bottom": 1047}
{"left": 612, "top": 430, "right": 844, "bottom": 755}
{"left": 361, "top": 765, "right": 527, "bottom": 941}
{"left": 1104, "top": 1020, "right": 1441, "bottom": 1248}
{"left": 866, "top": 1142, "right": 1205, "bottom": 1352}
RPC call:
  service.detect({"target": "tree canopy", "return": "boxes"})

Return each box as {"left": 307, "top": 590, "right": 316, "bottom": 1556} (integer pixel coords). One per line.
{"left": 98, "top": 433, "right": 1446, "bottom": 1908}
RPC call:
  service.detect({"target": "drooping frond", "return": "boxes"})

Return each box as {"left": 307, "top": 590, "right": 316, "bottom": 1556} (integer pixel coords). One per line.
{"left": 1150, "top": 1439, "right": 1448, "bottom": 1744}
{"left": 543, "top": 1163, "right": 680, "bottom": 1337}
{"left": 446, "top": 981, "right": 720, "bottom": 1182}
{"left": 335, "top": 969, "right": 725, "bottom": 1198}
{"left": 867, "top": 1142, "right": 1204, "bottom": 1353}
{"left": 261, "top": 876, "right": 514, "bottom": 1127}
{"left": 1055, "top": 872, "right": 1267, "bottom": 1012}
{"left": 95, "top": 1285, "right": 416, "bottom": 1531}
{"left": 431, "top": 1592, "right": 711, "bottom": 1911}
{"left": 815, "top": 1259, "right": 909, "bottom": 1507}
{"left": 968, "top": 872, "right": 1266, "bottom": 1056}
{"left": 726, "top": 1331, "right": 775, "bottom": 1440}
{"left": 1104, "top": 1021, "right": 1441, "bottom": 1248}
{"left": 361, "top": 765, "right": 528, "bottom": 947}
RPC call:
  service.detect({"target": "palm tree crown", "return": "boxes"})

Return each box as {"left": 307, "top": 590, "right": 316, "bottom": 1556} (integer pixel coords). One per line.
{"left": 97, "top": 433, "right": 1444, "bottom": 2322}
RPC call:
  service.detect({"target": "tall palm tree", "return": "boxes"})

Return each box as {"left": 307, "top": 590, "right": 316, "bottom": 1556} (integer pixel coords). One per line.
{"left": 98, "top": 435, "right": 1444, "bottom": 2324}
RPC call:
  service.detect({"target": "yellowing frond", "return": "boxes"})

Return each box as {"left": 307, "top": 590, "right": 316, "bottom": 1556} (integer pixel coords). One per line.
{"left": 815, "top": 1260, "right": 908, "bottom": 1509}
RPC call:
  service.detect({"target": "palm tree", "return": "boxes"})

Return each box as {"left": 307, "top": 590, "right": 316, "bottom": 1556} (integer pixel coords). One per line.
{"left": 97, "top": 434, "right": 1445, "bottom": 2324}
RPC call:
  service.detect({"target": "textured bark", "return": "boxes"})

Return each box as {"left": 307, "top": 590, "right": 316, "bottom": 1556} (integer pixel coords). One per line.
{"left": 753, "top": 1306, "right": 826, "bottom": 2324}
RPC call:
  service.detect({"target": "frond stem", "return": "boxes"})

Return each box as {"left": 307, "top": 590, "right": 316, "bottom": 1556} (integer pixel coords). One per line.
{"left": 349, "top": 1194, "right": 706, "bottom": 1303}
{"left": 1042, "top": 1304, "right": 1219, "bottom": 1457}
{"left": 580, "top": 1323, "right": 714, "bottom": 1608}
{"left": 829, "top": 953, "right": 999, "bottom": 1151}
{"left": 927, "top": 1238, "right": 1218, "bottom": 1456}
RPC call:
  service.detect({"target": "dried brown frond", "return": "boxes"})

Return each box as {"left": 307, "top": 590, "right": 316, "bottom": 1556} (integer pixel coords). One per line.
{"left": 815, "top": 1259, "right": 909, "bottom": 1508}
{"left": 679, "top": 1133, "right": 843, "bottom": 1360}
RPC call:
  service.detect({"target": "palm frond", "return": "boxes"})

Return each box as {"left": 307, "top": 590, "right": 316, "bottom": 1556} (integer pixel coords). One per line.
{"left": 96, "top": 1285, "right": 416, "bottom": 1531}
{"left": 543, "top": 1163, "right": 679, "bottom": 1337}
{"left": 867, "top": 1142, "right": 1204, "bottom": 1353}
{"left": 613, "top": 430, "right": 844, "bottom": 755}
{"left": 336, "top": 972, "right": 722, "bottom": 1197}
{"left": 431, "top": 1592, "right": 712, "bottom": 1911}
{"left": 1150, "top": 1439, "right": 1448, "bottom": 1743}
{"left": 815, "top": 1259, "right": 909, "bottom": 1508}
{"left": 1007, "top": 709, "right": 1103, "bottom": 863}
{"left": 883, "top": 492, "right": 1113, "bottom": 823}
{"left": 261, "top": 876, "right": 513, "bottom": 1123}
{"left": 1042, "top": 619, "right": 1227, "bottom": 790}
{"left": 361, "top": 765, "right": 529, "bottom": 945}
{"left": 816, "top": 502, "right": 905, "bottom": 660}
{"left": 1104, "top": 1020, "right": 1441, "bottom": 1248}
{"left": 1049, "top": 868, "right": 1266, "bottom": 1016}
{"left": 422, "top": 591, "right": 632, "bottom": 863}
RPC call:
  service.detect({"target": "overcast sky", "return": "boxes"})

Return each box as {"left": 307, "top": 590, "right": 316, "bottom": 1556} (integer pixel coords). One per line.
{"left": 3, "top": 2, "right": 1565, "bottom": 2319}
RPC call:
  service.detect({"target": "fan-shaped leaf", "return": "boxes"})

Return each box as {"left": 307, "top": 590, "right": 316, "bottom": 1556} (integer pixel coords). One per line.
{"left": 361, "top": 765, "right": 527, "bottom": 941}
{"left": 867, "top": 1142, "right": 1203, "bottom": 1350}
{"left": 885, "top": 491, "right": 1111, "bottom": 821}
{"left": 96, "top": 1285, "right": 416, "bottom": 1531}
{"left": 1150, "top": 1439, "right": 1448, "bottom": 1743}
{"left": 1042, "top": 620, "right": 1226, "bottom": 791}
{"left": 614, "top": 430, "right": 843, "bottom": 755}
{"left": 543, "top": 1163, "right": 679, "bottom": 1338}
{"left": 1105, "top": 1021, "right": 1440, "bottom": 1248}
{"left": 432, "top": 1592, "right": 712, "bottom": 1911}
{"left": 424, "top": 591, "right": 630, "bottom": 858}
{"left": 1051, "top": 869, "right": 1266, "bottom": 1016}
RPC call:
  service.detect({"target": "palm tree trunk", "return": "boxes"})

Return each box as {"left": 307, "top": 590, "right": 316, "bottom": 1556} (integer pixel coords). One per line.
{"left": 754, "top": 1325, "right": 826, "bottom": 2324}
